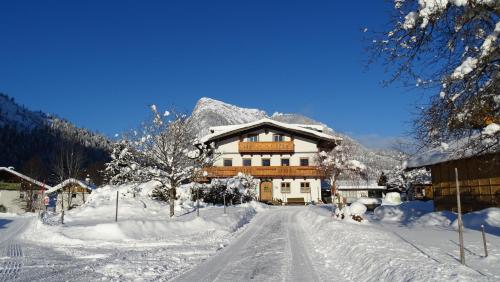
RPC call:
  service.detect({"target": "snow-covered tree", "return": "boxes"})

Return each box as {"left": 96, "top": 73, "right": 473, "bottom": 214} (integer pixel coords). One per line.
{"left": 227, "top": 173, "right": 258, "bottom": 203}
{"left": 136, "top": 105, "right": 215, "bottom": 217}
{"left": 104, "top": 140, "right": 146, "bottom": 195}
{"left": 370, "top": 0, "right": 500, "bottom": 153}
{"left": 316, "top": 143, "right": 368, "bottom": 206}
{"left": 385, "top": 166, "right": 431, "bottom": 192}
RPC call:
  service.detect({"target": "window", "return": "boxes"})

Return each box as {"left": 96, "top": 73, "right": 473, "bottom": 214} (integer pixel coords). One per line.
{"left": 262, "top": 159, "right": 271, "bottom": 166}
{"left": 243, "top": 159, "right": 252, "bottom": 166}
{"left": 300, "top": 158, "right": 309, "bottom": 166}
{"left": 72, "top": 193, "right": 77, "bottom": 198}
{"left": 281, "top": 182, "right": 291, "bottom": 193}
{"left": 19, "top": 192, "right": 24, "bottom": 199}
{"left": 300, "top": 182, "right": 311, "bottom": 193}
{"left": 246, "top": 134, "right": 259, "bottom": 142}
{"left": 223, "top": 159, "right": 233, "bottom": 167}
{"left": 273, "top": 134, "right": 284, "bottom": 142}
{"left": 281, "top": 158, "right": 290, "bottom": 166}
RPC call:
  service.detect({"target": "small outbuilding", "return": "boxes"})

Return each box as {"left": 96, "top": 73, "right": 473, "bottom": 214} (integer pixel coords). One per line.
{"left": 45, "top": 179, "right": 94, "bottom": 212}
{"left": 407, "top": 140, "right": 500, "bottom": 213}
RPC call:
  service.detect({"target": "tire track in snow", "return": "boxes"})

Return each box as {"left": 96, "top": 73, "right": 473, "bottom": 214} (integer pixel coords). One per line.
{"left": 0, "top": 244, "right": 24, "bottom": 282}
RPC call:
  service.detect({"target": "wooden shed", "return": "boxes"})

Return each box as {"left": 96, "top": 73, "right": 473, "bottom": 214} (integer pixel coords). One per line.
{"left": 407, "top": 145, "right": 500, "bottom": 213}
{"left": 428, "top": 153, "right": 499, "bottom": 212}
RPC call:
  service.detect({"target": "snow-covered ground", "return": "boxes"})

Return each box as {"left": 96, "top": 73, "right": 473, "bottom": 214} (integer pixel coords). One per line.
{"left": 1, "top": 184, "right": 499, "bottom": 281}
{"left": 1, "top": 183, "right": 266, "bottom": 281}
{"left": 301, "top": 203, "right": 500, "bottom": 281}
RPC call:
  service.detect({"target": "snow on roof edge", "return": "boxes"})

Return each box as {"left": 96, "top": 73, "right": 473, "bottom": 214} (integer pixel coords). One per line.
{"left": 406, "top": 135, "right": 500, "bottom": 169}
{"left": 0, "top": 167, "right": 51, "bottom": 189}
{"left": 45, "top": 178, "right": 94, "bottom": 194}
{"left": 202, "top": 118, "right": 341, "bottom": 143}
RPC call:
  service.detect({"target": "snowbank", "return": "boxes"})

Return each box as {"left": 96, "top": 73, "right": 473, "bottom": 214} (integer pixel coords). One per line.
{"left": 373, "top": 200, "right": 434, "bottom": 223}
{"left": 453, "top": 208, "right": 500, "bottom": 236}
{"left": 297, "top": 206, "right": 486, "bottom": 281}
{"left": 23, "top": 182, "right": 266, "bottom": 244}
{"left": 373, "top": 200, "right": 500, "bottom": 236}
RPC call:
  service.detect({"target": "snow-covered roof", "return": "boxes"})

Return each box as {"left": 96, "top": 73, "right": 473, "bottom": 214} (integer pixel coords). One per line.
{"left": 0, "top": 167, "right": 51, "bottom": 189}
{"left": 45, "top": 178, "right": 94, "bottom": 194}
{"left": 406, "top": 133, "right": 500, "bottom": 169}
{"left": 201, "top": 118, "right": 341, "bottom": 143}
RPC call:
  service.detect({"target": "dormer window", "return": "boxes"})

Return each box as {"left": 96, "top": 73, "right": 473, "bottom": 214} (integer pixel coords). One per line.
{"left": 273, "top": 134, "right": 285, "bottom": 142}
{"left": 246, "top": 134, "right": 258, "bottom": 142}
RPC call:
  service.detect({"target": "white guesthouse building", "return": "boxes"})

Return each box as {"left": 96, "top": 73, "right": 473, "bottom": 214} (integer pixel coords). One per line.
{"left": 201, "top": 119, "right": 340, "bottom": 204}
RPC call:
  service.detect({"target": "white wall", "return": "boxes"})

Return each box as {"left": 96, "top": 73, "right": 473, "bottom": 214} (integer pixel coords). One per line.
{"left": 0, "top": 190, "right": 25, "bottom": 213}
{"left": 214, "top": 129, "right": 319, "bottom": 167}
{"left": 55, "top": 191, "right": 90, "bottom": 212}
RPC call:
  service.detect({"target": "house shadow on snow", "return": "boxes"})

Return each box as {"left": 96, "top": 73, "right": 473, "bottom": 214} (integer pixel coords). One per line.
{"left": 0, "top": 218, "right": 13, "bottom": 229}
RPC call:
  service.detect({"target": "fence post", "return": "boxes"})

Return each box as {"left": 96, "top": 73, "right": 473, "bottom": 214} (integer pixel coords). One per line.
{"left": 115, "top": 191, "right": 119, "bottom": 222}
{"left": 223, "top": 192, "right": 226, "bottom": 214}
{"left": 455, "top": 167, "right": 465, "bottom": 265}
{"left": 481, "top": 225, "right": 488, "bottom": 257}
{"left": 197, "top": 185, "right": 200, "bottom": 217}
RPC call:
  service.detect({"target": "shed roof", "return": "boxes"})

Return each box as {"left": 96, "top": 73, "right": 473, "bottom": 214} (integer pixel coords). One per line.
{"left": 406, "top": 134, "right": 500, "bottom": 169}
{"left": 45, "top": 178, "right": 94, "bottom": 194}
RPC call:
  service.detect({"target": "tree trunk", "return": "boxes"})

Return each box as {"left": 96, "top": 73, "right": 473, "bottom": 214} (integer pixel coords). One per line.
{"left": 169, "top": 188, "right": 175, "bottom": 217}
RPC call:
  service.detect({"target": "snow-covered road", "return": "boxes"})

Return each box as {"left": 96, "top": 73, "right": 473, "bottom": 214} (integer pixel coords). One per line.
{"left": 174, "top": 207, "right": 320, "bottom": 282}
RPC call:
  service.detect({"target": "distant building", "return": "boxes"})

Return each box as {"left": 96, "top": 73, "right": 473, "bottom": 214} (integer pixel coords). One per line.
{"left": 336, "top": 180, "right": 386, "bottom": 204}
{"left": 45, "top": 179, "right": 94, "bottom": 212}
{"left": 407, "top": 140, "right": 500, "bottom": 213}
{"left": 0, "top": 167, "right": 49, "bottom": 213}
{"left": 199, "top": 118, "right": 340, "bottom": 204}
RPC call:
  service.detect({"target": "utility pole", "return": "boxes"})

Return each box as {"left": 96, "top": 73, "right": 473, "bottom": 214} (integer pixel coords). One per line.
{"left": 455, "top": 168, "right": 465, "bottom": 265}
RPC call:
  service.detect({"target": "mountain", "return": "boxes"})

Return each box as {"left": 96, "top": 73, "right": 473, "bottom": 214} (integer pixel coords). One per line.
{"left": 0, "top": 93, "right": 110, "bottom": 184}
{"left": 190, "top": 97, "right": 400, "bottom": 181}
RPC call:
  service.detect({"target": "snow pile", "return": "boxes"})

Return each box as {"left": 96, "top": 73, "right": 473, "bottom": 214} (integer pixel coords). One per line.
{"left": 349, "top": 202, "right": 367, "bottom": 216}
{"left": 382, "top": 192, "right": 402, "bottom": 205}
{"left": 413, "top": 211, "right": 456, "bottom": 227}
{"left": 482, "top": 123, "right": 500, "bottom": 136}
{"left": 356, "top": 197, "right": 382, "bottom": 205}
{"left": 453, "top": 208, "right": 500, "bottom": 236}
{"left": 374, "top": 200, "right": 434, "bottom": 223}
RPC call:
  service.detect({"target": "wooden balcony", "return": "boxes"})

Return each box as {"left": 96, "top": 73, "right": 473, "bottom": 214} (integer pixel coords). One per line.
{"left": 204, "top": 166, "right": 324, "bottom": 179}
{"left": 238, "top": 141, "right": 294, "bottom": 154}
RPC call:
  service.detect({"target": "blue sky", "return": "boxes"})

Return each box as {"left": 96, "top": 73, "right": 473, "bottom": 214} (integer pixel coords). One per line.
{"left": 0, "top": 1, "right": 422, "bottom": 148}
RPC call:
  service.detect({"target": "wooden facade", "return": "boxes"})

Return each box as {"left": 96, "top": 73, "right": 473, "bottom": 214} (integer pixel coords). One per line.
{"left": 430, "top": 153, "right": 500, "bottom": 212}
{"left": 238, "top": 141, "right": 295, "bottom": 154}
{"left": 204, "top": 166, "right": 324, "bottom": 179}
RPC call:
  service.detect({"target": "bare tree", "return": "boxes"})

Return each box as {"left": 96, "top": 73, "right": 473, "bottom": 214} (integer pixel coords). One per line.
{"left": 52, "top": 144, "right": 84, "bottom": 210}
{"left": 369, "top": 0, "right": 500, "bottom": 153}
{"left": 137, "top": 105, "right": 215, "bottom": 217}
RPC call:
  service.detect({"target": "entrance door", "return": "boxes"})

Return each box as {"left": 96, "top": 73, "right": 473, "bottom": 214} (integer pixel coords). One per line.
{"left": 260, "top": 182, "right": 273, "bottom": 202}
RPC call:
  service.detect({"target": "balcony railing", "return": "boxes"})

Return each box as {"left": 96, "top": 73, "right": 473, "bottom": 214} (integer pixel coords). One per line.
{"left": 204, "top": 166, "right": 324, "bottom": 178}
{"left": 238, "top": 141, "right": 294, "bottom": 154}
